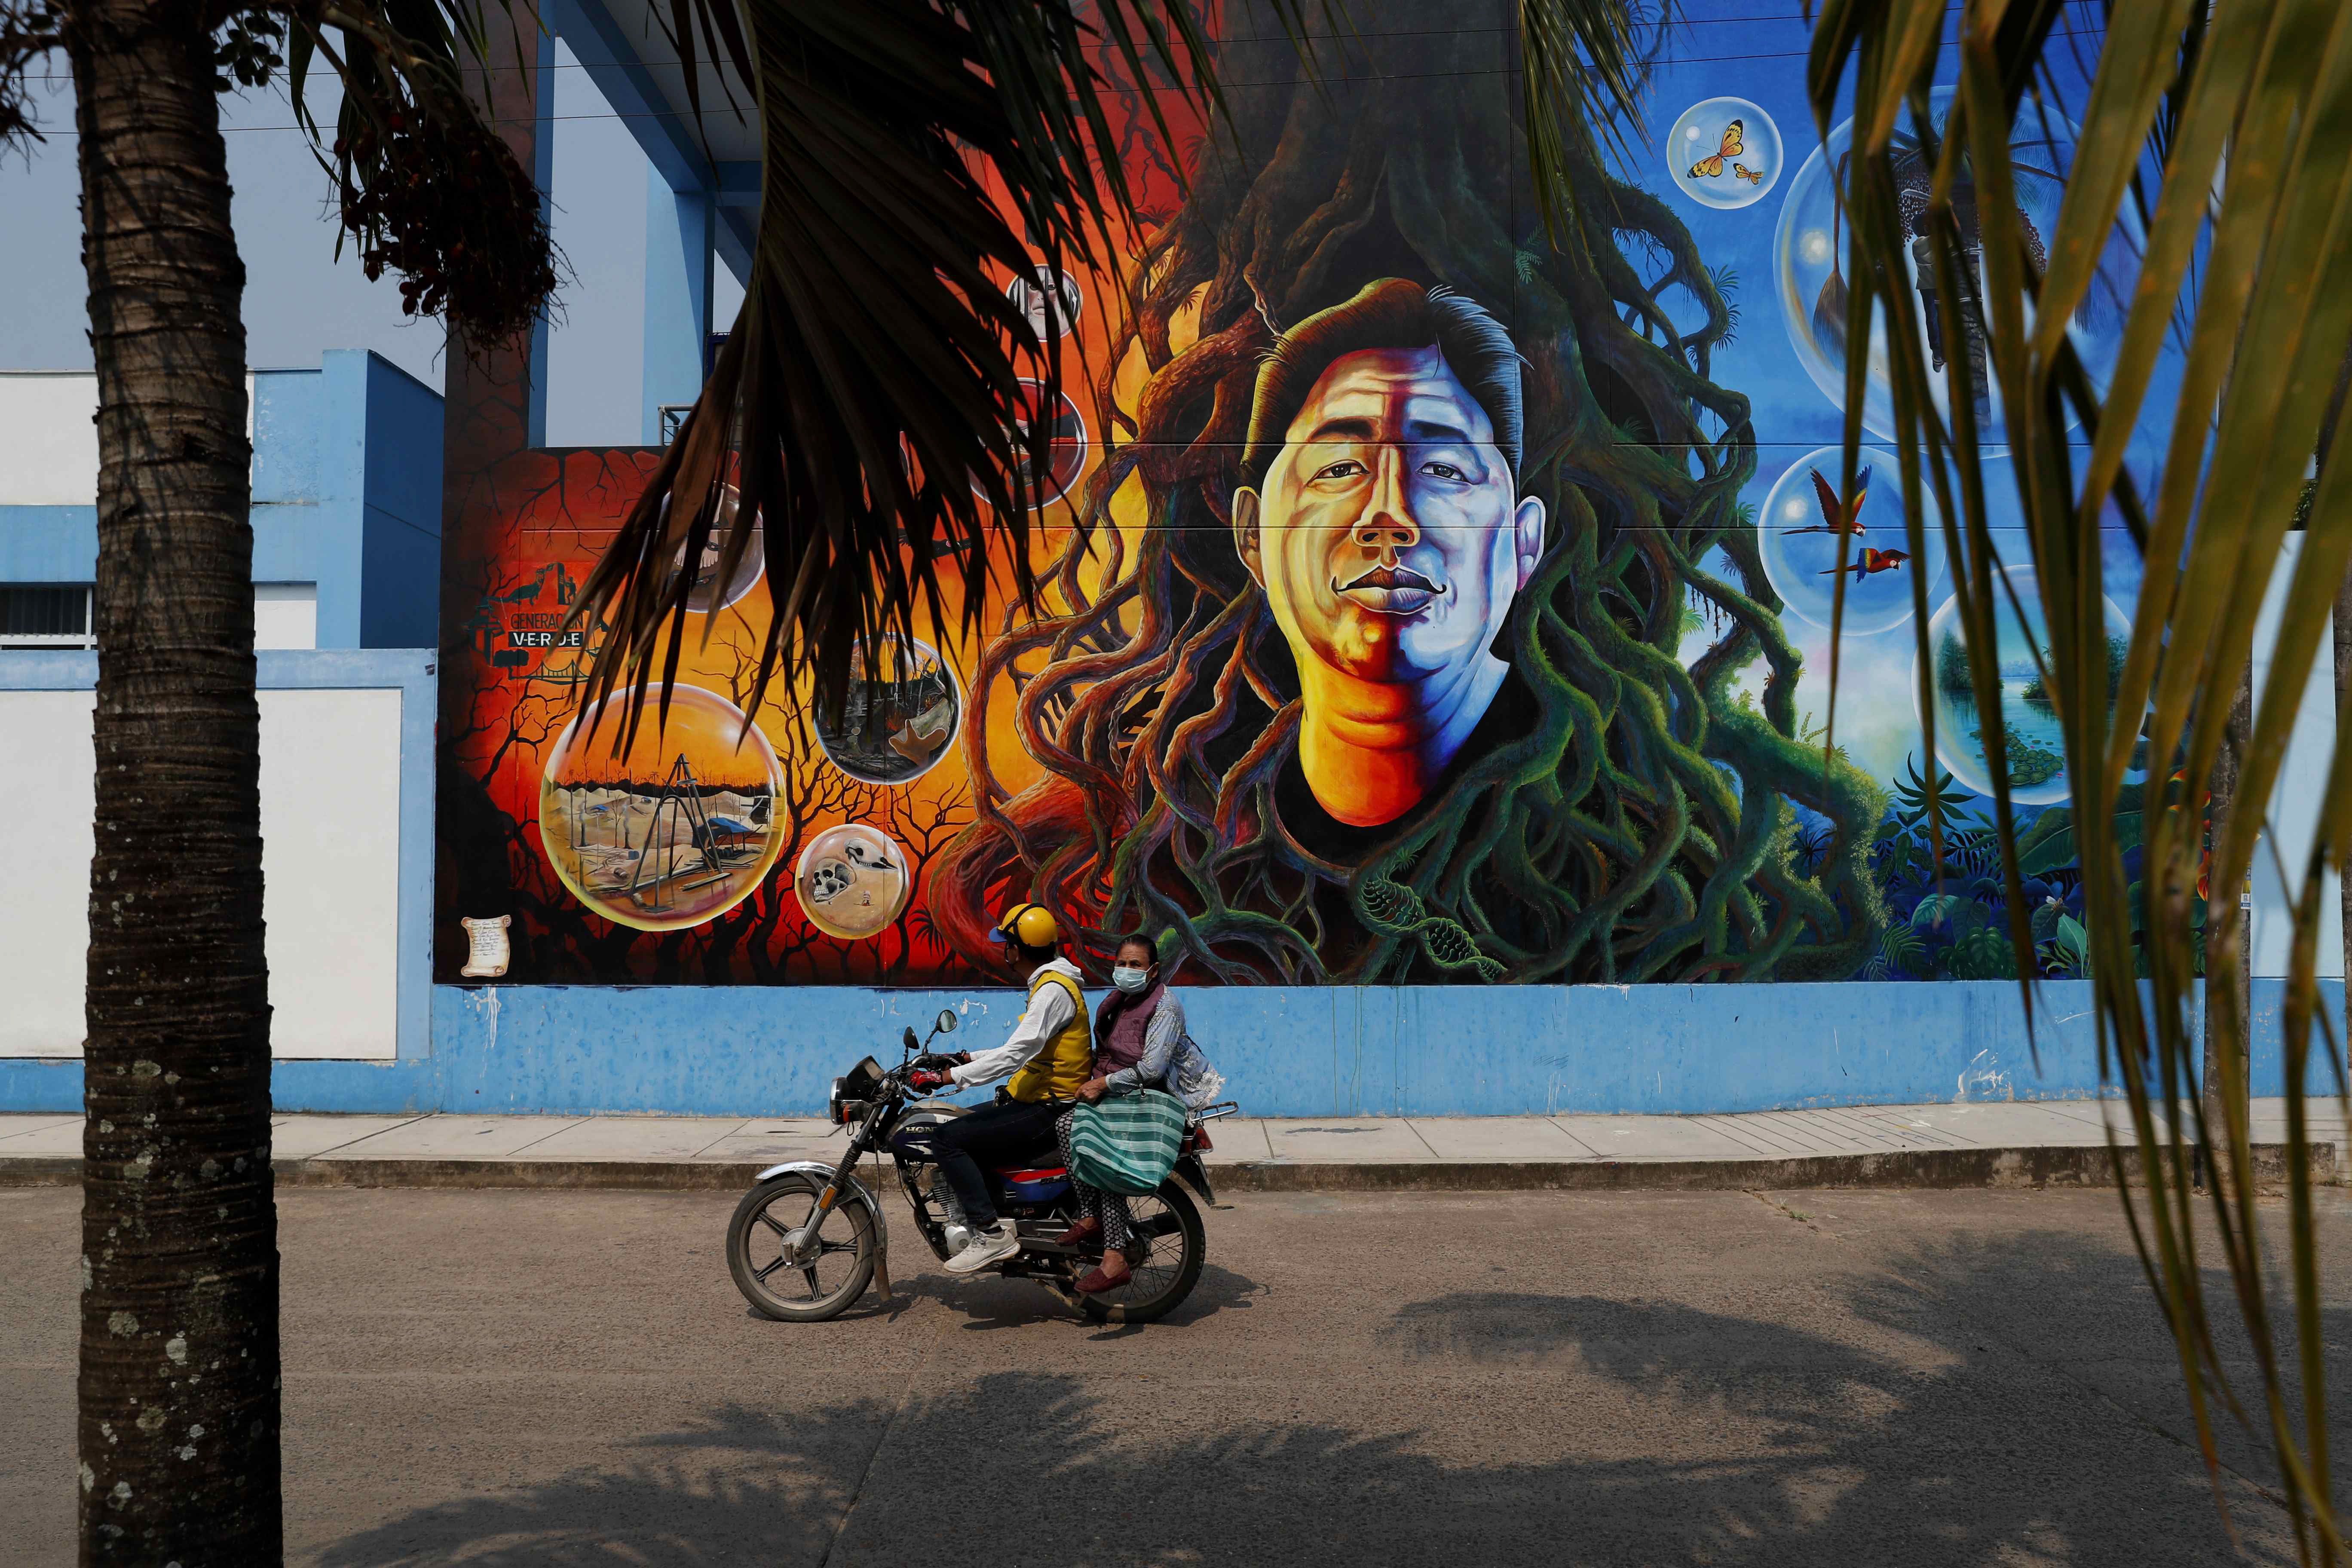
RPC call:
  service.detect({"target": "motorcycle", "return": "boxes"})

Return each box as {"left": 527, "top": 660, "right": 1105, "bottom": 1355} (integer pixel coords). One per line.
{"left": 726, "top": 1007, "right": 1234, "bottom": 1325}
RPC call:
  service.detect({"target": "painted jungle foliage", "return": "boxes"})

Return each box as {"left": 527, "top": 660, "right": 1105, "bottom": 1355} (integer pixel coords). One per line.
{"left": 435, "top": 1, "right": 2174, "bottom": 987}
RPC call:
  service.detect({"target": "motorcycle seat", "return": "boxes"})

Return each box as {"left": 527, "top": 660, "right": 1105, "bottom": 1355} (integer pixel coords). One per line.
{"left": 995, "top": 1162, "right": 1072, "bottom": 1204}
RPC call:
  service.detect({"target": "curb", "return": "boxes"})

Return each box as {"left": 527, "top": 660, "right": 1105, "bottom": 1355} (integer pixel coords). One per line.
{"left": 0, "top": 1158, "right": 776, "bottom": 1191}
{"left": 0, "top": 1141, "right": 2332, "bottom": 1193}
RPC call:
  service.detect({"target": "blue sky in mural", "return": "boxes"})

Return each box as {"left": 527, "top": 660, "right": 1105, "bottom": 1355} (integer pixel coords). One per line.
{"left": 1632, "top": 3, "right": 2159, "bottom": 797}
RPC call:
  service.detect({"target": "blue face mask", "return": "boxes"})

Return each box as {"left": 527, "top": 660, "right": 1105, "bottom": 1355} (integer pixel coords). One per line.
{"left": 1112, "top": 965, "right": 1152, "bottom": 993}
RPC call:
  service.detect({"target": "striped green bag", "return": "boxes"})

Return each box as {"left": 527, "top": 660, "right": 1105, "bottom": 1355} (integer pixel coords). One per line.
{"left": 1066, "top": 1088, "right": 1188, "bottom": 1197}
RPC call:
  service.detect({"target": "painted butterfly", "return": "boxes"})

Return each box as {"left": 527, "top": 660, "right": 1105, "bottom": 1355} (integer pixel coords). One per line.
{"left": 1690, "top": 119, "right": 1744, "bottom": 180}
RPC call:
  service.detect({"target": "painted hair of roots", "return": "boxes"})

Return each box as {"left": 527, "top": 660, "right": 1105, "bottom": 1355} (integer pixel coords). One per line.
{"left": 928, "top": 8, "right": 1885, "bottom": 986}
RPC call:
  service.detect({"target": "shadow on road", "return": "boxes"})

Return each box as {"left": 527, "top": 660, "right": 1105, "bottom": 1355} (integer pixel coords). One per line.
{"left": 1852, "top": 1217, "right": 2352, "bottom": 1494}
{"left": 312, "top": 1219, "right": 2310, "bottom": 1566}
{"left": 802, "top": 1258, "right": 1269, "bottom": 1335}
{"left": 313, "top": 1398, "right": 890, "bottom": 1567}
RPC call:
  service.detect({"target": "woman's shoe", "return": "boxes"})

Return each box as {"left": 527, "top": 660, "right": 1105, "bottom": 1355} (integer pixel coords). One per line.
{"left": 1052, "top": 1216, "right": 1102, "bottom": 1249}
{"left": 1075, "top": 1258, "right": 1132, "bottom": 1295}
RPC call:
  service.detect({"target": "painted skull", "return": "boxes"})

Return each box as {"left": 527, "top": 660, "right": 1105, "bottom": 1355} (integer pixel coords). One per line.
{"left": 842, "top": 840, "right": 898, "bottom": 874}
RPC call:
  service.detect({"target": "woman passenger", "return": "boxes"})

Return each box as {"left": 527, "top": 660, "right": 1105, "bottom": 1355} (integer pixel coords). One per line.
{"left": 1053, "top": 934, "right": 1188, "bottom": 1294}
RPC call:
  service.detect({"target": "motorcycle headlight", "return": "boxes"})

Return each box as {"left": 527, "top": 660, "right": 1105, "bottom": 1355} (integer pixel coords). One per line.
{"left": 828, "top": 1076, "right": 847, "bottom": 1126}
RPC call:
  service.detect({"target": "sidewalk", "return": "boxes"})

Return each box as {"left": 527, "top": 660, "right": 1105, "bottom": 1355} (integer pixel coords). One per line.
{"left": 1, "top": 1099, "right": 2339, "bottom": 1192}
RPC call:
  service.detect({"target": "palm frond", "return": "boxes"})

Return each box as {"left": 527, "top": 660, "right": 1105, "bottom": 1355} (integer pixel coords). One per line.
{"left": 566, "top": 1, "right": 1326, "bottom": 744}
{"left": 0, "top": 1, "right": 63, "bottom": 146}
{"left": 1814, "top": 1, "right": 2352, "bottom": 1555}
{"left": 287, "top": 0, "right": 558, "bottom": 348}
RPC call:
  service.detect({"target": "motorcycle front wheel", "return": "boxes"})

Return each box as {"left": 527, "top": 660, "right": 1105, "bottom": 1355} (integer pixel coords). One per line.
{"left": 1076, "top": 1178, "right": 1206, "bottom": 1325}
{"left": 728, "top": 1171, "right": 877, "bottom": 1322}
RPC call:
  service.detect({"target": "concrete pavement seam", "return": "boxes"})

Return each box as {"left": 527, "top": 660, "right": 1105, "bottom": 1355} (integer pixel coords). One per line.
{"left": 291, "top": 1113, "right": 433, "bottom": 1160}
{"left": 1539, "top": 1118, "right": 1604, "bottom": 1158}
{"left": 1814, "top": 1105, "right": 1966, "bottom": 1149}
{"left": 684, "top": 1118, "right": 755, "bottom": 1159}
{"left": 1752, "top": 1111, "right": 1856, "bottom": 1156}
{"left": 1684, "top": 1113, "right": 1810, "bottom": 1158}
{"left": 816, "top": 1328, "right": 925, "bottom": 1568}
{"left": 1399, "top": 1120, "right": 1445, "bottom": 1160}
{"left": 498, "top": 1118, "right": 593, "bottom": 1157}
{"left": 0, "top": 1117, "right": 83, "bottom": 1142}
{"left": 1747, "top": 1191, "right": 1829, "bottom": 1235}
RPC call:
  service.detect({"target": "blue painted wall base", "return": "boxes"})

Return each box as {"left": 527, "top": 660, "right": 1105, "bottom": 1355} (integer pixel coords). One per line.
{"left": 2, "top": 980, "right": 2343, "bottom": 1118}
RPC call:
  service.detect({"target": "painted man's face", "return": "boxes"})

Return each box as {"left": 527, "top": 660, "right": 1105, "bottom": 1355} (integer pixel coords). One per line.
{"left": 1235, "top": 346, "right": 1545, "bottom": 698}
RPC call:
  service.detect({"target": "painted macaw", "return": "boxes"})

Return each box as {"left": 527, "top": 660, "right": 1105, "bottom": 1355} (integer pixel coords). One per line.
{"left": 1785, "top": 465, "right": 1872, "bottom": 536}
{"left": 1818, "top": 548, "right": 1909, "bottom": 582}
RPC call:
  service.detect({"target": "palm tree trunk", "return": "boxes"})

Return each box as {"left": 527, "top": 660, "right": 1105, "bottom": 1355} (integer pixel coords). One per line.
{"left": 70, "top": 0, "right": 279, "bottom": 1559}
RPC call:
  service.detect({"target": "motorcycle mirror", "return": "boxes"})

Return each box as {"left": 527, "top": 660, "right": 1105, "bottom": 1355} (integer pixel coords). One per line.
{"left": 935, "top": 1009, "right": 958, "bottom": 1035}
{"left": 901, "top": 1026, "right": 919, "bottom": 1052}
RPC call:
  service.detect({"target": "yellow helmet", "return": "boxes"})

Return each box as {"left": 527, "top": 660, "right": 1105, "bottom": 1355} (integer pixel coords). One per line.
{"left": 992, "top": 902, "right": 1061, "bottom": 950}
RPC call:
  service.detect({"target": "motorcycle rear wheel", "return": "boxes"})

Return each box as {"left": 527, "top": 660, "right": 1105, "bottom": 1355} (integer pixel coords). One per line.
{"left": 1076, "top": 1179, "right": 1205, "bottom": 1325}
{"left": 728, "top": 1172, "right": 877, "bottom": 1322}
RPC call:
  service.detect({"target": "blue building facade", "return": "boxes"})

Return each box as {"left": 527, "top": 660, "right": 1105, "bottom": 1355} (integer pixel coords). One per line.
{"left": 0, "top": 352, "right": 444, "bottom": 1112}
{"left": 0, "top": 351, "right": 444, "bottom": 647}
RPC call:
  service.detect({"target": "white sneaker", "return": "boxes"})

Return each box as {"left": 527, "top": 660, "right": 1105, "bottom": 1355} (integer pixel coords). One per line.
{"left": 943, "top": 1222, "right": 1020, "bottom": 1275}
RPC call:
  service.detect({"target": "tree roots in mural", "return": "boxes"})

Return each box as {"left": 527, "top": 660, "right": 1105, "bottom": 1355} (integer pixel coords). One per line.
{"left": 933, "top": 13, "right": 1886, "bottom": 984}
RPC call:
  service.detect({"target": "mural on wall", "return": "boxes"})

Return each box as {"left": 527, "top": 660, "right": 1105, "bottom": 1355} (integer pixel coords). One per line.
{"left": 435, "top": 1, "right": 2166, "bottom": 988}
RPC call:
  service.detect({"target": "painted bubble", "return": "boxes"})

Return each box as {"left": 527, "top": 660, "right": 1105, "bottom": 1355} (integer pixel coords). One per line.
{"left": 971, "top": 379, "right": 1087, "bottom": 504}
{"left": 1666, "top": 97, "right": 1782, "bottom": 210}
{"left": 1773, "top": 86, "right": 2139, "bottom": 443}
{"left": 539, "top": 683, "right": 787, "bottom": 931}
{"left": 812, "top": 634, "right": 962, "bottom": 785}
{"left": 1916, "top": 564, "right": 2134, "bottom": 807}
{"left": 665, "top": 483, "right": 763, "bottom": 615}
{"left": 1007, "top": 267, "right": 1083, "bottom": 340}
{"left": 1756, "top": 446, "right": 1947, "bottom": 636}
{"left": 796, "top": 823, "right": 912, "bottom": 940}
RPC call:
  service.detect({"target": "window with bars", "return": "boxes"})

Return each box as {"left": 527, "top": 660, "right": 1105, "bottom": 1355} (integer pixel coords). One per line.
{"left": 0, "top": 585, "right": 95, "bottom": 648}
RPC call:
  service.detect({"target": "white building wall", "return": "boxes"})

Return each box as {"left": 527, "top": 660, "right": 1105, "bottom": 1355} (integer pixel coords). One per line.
{"left": 254, "top": 582, "right": 319, "bottom": 649}
{"left": 0, "top": 683, "right": 403, "bottom": 1058}
{"left": 0, "top": 371, "right": 256, "bottom": 507}
{"left": 0, "top": 373, "right": 98, "bottom": 505}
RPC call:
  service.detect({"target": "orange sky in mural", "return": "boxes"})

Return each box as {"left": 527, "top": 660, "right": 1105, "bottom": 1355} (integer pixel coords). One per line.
{"left": 550, "top": 699, "right": 778, "bottom": 795}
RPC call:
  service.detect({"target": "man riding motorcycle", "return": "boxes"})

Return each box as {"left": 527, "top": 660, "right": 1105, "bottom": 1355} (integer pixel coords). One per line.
{"left": 897, "top": 902, "right": 1092, "bottom": 1275}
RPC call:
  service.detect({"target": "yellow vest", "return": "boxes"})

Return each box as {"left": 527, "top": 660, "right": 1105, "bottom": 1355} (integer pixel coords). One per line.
{"left": 1007, "top": 968, "right": 1092, "bottom": 1103}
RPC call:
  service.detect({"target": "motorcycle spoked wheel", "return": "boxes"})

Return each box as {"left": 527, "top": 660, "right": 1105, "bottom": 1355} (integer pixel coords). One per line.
{"left": 727, "top": 1171, "right": 878, "bottom": 1322}
{"left": 1058, "top": 1179, "right": 1206, "bottom": 1326}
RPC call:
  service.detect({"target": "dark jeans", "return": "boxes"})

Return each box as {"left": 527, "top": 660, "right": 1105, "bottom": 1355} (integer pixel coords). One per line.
{"left": 898, "top": 1096, "right": 1062, "bottom": 1230}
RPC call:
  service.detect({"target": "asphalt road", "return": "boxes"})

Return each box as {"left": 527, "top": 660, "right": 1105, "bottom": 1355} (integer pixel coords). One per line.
{"left": 3, "top": 1182, "right": 2344, "bottom": 1566}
